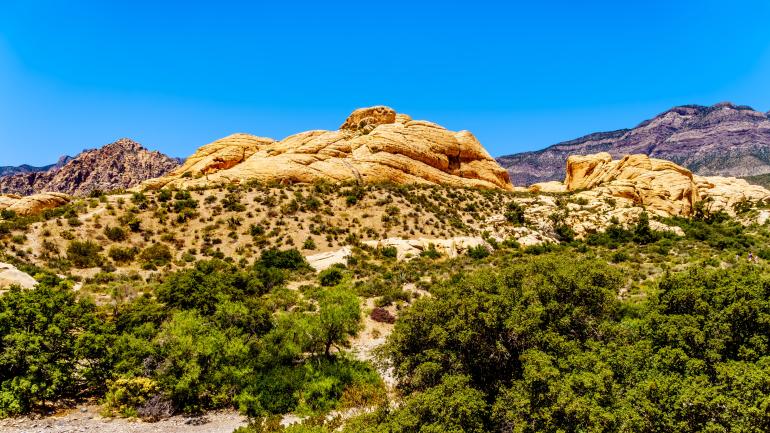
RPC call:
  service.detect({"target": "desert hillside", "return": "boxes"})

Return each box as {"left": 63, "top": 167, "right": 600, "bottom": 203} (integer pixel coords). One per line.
{"left": 3, "top": 151, "right": 770, "bottom": 431}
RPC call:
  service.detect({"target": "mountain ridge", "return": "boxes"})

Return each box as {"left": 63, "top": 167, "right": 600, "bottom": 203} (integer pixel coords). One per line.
{"left": 0, "top": 156, "right": 73, "bottom": 178}
{"left": 0, "top": 138, "right": 180, "bottom": 196}
{"left": 497, "top": 102, "right": 770, "bottom": 185}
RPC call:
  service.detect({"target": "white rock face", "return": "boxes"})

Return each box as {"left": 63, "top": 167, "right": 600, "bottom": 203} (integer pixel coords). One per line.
{"left": 0, "top": 263, "right": 37, "bottom": 289}
{"left": 362, "top": 237, "right": 490, "bottom": 260}
{"left": 306, "top": 247, "right": 352, "bottom": 271}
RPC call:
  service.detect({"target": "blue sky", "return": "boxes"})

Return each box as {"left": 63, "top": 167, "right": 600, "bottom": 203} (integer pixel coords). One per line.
{"left": 1, "top": 0, "right": 769, "bottom": 166}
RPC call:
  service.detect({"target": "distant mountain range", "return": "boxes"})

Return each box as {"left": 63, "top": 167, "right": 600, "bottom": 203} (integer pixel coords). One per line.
{"left": 497, "top": 102, "right": 770, "bottom": 186}
{"left": 0, "top": 139, "right": 180, "bottom": 196}
{"left": 0, "top": 156, "right": 73, "bottom": 178}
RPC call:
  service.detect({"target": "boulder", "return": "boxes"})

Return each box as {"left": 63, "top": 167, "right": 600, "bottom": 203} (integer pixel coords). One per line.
{"left": 305, "top": 247, "right": 352, "bottom": 272}
{"left": 142, "top": 106, "right": 513, "bottom": 191}
{"left": 0, "top": 262, "right": 37, "bottom": 289}
{"left": 0, "top": 192, "right": 71, "bottom": 216}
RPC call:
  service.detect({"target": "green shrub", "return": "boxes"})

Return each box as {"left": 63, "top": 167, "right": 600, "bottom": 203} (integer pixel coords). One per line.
{"left": 467, "top": 245, "right": 490, "bottom": 260}
{"left": 318, "top": 268, "right": 344, "bottom": 287}
{"left": 504, "top": 201, "right": 526, "bottom": 225}
{"left": 139, "top": 243, "right": 173, "bottom": 268}
{"left": 259, "top": 248, "right": 308, "bottom": 271}
{"left": 108, "top": 245, "right": 138, "bottom": 263}
{"left": 0, "top": 283, "right": 111, "bottom": 416}
{"left": 303, "top": 237, "right": 317, "bottom": 250}
{"left": 102, "top": 377, "right": 158, "bottom": 418}
{"left": 67, "top": 240, "right": 103, "bottom": 268}
{"left": 104, "top": 226, "right": 127, "bottom": 242}
{"left": 380, "top": 246, "right": 398, "bottom": 259}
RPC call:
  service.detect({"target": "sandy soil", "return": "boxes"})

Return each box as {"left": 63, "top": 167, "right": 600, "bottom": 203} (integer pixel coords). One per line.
{"left": 0, "top": 404, "right": 247, "bottom": 433}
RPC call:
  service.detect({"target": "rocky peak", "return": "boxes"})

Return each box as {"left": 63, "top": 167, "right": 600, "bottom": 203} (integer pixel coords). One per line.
{"left": 0, "top": 138, "right": 180, "bottom": 196}
{"left": 104, "top": 137, "right": 144, "bottom": 152}
{"left": 340, "top": 106, "right": 398, "bottom": 132}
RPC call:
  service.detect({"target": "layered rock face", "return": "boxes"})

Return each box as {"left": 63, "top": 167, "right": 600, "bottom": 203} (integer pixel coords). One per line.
{"left": 564, "top": 153, "right": 700, "bottom": 216}
{"left": 0, "top": 192, "right": 71, "bottom": 216}
{"left": 498, "top": 102, "right": 770, "bottom": 185}
{"left": 550, "top": 152, "right": 770, "bottom": 217}
{"left": 0, "top": 139, "right": 180, "bottom": 196}
{"left": 142, "top": 106, "right": 513, "bottom": 191}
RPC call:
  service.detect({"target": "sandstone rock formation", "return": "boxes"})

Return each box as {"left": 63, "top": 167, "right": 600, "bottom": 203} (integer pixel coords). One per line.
{"left": 565, "top": 153, "right": 700, "bottom": 216}
{"left": 142, "top": 134, "right": 273, "bottom": 189}
{"left": 499, "top": 102, "right": 770, "bottom": 185}
{"left": 0, "top": 139, "right": 180, "bottom": 196}
{"left": 142, "top": 106, "right": 513, "bottom": 191}
{"left": 528, "top": 181, "right": 566, "bottom": 194}
{"left": 0, "top": 192, "right": 71, "bottom": 216}
{"left": 695, "top": 176, "right": 770, "bottom": 213}
{"left": 560, "top": 152, "right": 770, "bottom": 218}
{"left": 362, "top": 237, "right": 492, "bottom": 260}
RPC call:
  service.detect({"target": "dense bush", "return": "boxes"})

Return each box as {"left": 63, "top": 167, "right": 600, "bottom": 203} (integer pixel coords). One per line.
{"left": 258, "top": 248, "right": 309, "bottom": 271}
{"left": 108, "top": 245, "right": 137, "bottom": 263}
{"left": 67, "top": 240, "right": 103, "bottom": 268}
{"left": 365, "top": 256, "right": 770, "bottom": 433}
{"left": 0, "top": 252, "right": 378, "bottom": 421}
{"left": 0, "top": 283, "right": 112, "bottom": 416}
{"left": 504, "top": 201, "right": 526, "bottom": 225}
{"left": 104, "top": 225, "right": 127, "bottom": 242}
{"left": 318, "top": 267, "right": 344, "bottom": 287}
{"left": 140, "top": 243, "right": 173, "bottom": 268}
{"left": 466, "top": 244, "right": 490, "bottom": 260}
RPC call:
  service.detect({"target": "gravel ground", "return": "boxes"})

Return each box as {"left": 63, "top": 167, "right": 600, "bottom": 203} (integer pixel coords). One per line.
{"left": 0, "top": 404, "right": 248, "bottom": 433}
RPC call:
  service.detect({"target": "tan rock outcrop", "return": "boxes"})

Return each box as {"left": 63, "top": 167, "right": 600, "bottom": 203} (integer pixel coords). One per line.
{"left": 695, "top": 176, "right": 770, "bottom": 214}
{"left": 362, "top": 237, "right": 491, "bottom": 260}
{"left": 564, "top": 153, "right": 700, "bottom": 216}
{"left": 0, "top": 192, "right": 71, "bottom": 216}
{"left": 529, "top": 181, "right": 566, "bottom": 194}
{"left": 554, "top": 152, "right": 770, "bottom": 219}
{"left": 142, "top": 134, "right": 274, "bottom": 190}
{"left": 142, "top": 106, "right": 513, "bottom": 191}
{"left": 306, "top": 247, "right": 352, "bottom": 272}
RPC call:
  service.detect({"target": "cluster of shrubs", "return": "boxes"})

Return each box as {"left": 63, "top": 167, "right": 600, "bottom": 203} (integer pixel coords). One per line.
{"left": 0, "top": 249, "right": 381, "bottom": 420}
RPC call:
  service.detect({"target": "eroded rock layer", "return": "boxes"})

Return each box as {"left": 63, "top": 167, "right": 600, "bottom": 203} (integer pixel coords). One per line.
{"left": 560, "top": 152, "right": 770, "bottom": 217}
{"left": 142, "top": 106, "right": 513, "bottom": 191}
{"left": 0, "top": 192, "right": 71, "bottom": 216}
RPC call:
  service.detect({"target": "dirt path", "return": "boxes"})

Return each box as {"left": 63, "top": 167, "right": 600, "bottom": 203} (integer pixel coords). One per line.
{"left": 0, "top": 404, "right": 248, "bottom": 433}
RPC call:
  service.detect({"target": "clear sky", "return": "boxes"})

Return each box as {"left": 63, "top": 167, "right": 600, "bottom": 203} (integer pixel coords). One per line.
{"left": 1, "top": 0, "right": 769, "bottom": 166}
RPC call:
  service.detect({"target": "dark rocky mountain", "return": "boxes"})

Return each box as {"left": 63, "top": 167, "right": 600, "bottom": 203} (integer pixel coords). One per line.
{"left": 497, "top": 102, "right": 770, "bottom": 186}
{"left": 0, "top": 139, "right": 180, "bottom": 196}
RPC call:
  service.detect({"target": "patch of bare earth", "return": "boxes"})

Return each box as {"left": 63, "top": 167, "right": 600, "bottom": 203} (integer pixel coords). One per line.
{"left": 0, "top": 404, "right": 247, "bottom": 433}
